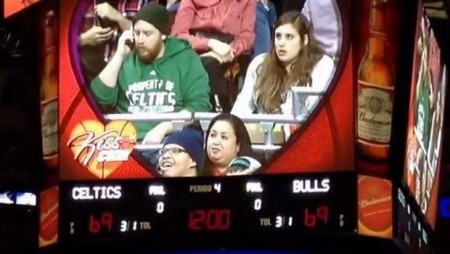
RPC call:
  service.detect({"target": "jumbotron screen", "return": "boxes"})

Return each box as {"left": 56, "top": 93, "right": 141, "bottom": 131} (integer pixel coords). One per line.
{"left": 403, "top": 4, "right": 448, "bottom": 229}
{"left": 59, "top": 0, "right": 353, "bottom": 181}
{"left": 58, "top": 0, "right": 358, "bottom": 246}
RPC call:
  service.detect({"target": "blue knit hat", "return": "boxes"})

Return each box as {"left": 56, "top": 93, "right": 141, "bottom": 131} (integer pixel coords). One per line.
{"left": 164, "top": 128, "right": 204, "bottom": 170}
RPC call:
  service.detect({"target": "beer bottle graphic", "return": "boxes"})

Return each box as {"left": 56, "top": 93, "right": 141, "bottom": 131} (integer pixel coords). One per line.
{"left": 40, "top": 10, "right": 58, "bottom": 169}
{"left": 357, "top": 0, "right": 393, "bottom": 165}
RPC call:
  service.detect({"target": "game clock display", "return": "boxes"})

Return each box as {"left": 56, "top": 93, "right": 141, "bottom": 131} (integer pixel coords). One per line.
{"left": 59, "top": 173, "right": 357, "bottom": 243}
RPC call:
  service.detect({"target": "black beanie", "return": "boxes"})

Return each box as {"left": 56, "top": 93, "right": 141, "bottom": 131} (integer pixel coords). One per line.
{"left": 133, "top": 2, "right": 171, "bottom": 35}
{"left": 164, "top": 128, "right": 204, "bottom": 170}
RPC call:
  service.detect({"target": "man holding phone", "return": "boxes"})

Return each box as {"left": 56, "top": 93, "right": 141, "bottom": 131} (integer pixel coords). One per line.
{"left": 90, "top": 3, "right": 211, "bottom": 145}
{"left": 78, "top": 0, "right": 155, "bottom": 83}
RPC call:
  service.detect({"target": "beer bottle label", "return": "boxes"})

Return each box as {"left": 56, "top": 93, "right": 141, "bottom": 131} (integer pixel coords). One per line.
{"left": 41, "top": 98, "right": 58, "bottom": 159}
{"left": 357, "top": 80, "right": 394, "bottom": 146}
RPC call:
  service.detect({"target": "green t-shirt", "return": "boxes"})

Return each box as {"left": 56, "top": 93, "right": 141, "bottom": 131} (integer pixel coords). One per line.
{"left": 91, "top": 37, "right": 211, "bottom": 140}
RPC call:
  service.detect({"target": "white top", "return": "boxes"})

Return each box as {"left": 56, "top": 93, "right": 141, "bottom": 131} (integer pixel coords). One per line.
{"left": 232, "top": 53, "right": 335, "bottom": 115}
{"left": 231, "top": 53, "right": 335, "bottom": 140}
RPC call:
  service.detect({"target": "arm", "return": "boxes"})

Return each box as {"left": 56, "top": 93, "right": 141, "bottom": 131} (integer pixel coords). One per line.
{"left": 171, "top": 0, "right": 210, "bottom": 52}
{"left": 97, "top": 29, "right": 134, "bottom": 87}
{"left": 90, "top": 76, "right": 119, "bottom": 108}
{"left": 95, "top": 2, "right": 132, "bottom": 31}
{"left": 97, "top": 49, "right": 126, "bottom": 87}
{"left": 181, "top": 53, "right": 212, "bottom": 112}
{"left": 90, "top": 44, "right": 126, "bottom": 107}
{"left": 142, "top": 110, "right": 190, "bottom": 145}
{"left": 90, "top": 29, "right": 133, "bottom": 106}
{"left": 230, "top": 0, "right": 257, "bottom": 56}
{"left": 231, "top": 54, "right": 265, "bottom": 115}
{"left": 113, "top": 15, "right": 132, "bottom": 31}
{"left": 78, "top": 26, "right": 115, "bottom": 47}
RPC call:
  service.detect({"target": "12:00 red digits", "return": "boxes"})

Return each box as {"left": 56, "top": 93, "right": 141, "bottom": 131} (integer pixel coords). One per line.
{"left": 188, "top": 209, "right": 231, "bottom": 231}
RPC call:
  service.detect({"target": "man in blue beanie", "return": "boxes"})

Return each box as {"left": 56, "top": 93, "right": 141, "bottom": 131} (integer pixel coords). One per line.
{"left": 158, "top": 127, "right": 204, "bottom": 177}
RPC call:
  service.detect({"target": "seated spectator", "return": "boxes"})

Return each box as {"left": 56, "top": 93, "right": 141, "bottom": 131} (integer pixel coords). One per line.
{"left": 201, "top": 113, "right": 259, "bottom": 176}
{"left": 231, "top": 11, "right": 334, "bottom": 140}
{"left": 158, "top": 127, "right": 204, "bottom": 177}
{"left": 171, "top": 0, "right": 257, "bottom": 112}
{"left": 78, "top": 0, "right": 154, "bottom": 83}
{"left": 166, "top": 0, "right": 274, "bottom": 60}
{"left": 90, "top": 3, "right": 211, "bottom": 145}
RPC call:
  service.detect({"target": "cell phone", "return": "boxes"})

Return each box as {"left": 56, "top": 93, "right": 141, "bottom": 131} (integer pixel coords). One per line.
{"left": 125, "top": 38, "right": 134, "bottom": 49}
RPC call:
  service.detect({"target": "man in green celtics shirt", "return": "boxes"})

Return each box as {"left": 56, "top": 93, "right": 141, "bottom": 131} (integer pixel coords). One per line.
{"left": 90, "top": 3, "right": 211, "bottom": 144}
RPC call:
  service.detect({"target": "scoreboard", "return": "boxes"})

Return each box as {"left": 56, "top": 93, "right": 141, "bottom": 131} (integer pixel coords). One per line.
{"left": 59, "top": 172, "right": 357, "bottom": 245}
{"left": 49, "top": 0, "right": 437, "bottom": 252}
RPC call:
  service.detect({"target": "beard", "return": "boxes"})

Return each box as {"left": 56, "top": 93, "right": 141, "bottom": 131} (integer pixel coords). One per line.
{"left": 135, "top": 39, "right": 163, "bottom": 64}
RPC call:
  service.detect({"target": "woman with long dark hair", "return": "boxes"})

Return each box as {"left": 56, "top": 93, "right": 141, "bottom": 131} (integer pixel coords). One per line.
{"left": 231, "top": 11, "right": 334, "bottom": 139}
{"left": 201, "top": 113, "right": 259, "bottom": 176}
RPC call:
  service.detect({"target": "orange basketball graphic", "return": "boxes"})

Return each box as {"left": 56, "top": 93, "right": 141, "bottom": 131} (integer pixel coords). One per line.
{"left": 358, "top": 175, "right": 393, "bottom": 238}
{"left": 39, "top": 186, "right": 59, "bottom": 247}
{"left": 68, "top": 120, "right": 137, "bottom": 179}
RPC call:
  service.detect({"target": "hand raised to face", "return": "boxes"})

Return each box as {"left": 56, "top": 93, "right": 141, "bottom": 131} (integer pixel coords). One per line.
{"left": 116, "top": 29, "right": 134, "bottom": 57}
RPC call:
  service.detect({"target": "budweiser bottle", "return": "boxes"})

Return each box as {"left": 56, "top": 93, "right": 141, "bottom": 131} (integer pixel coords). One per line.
{"left": 356, "top": 0, "right": 393, "bottom": 165}
{"left": 40, "top": 10, "right": 58, "bottom": 169}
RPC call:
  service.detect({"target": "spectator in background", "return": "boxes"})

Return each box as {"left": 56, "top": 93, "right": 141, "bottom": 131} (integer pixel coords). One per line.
{"left": 158, "top": 127, "right": 204, "bottom": 177}
{"left": 78, "top": 0, "right": 155, "bottom": 83}
{"left": 171, "top": 0, "right": 256, "bottom": 112}
{"left": 231, "top": 11, "right": 334, "bottom": 140}
{"left": 166, "top": 0, "right": 275, "bottom": 59}
{"left": 253, "top": 0, "right": 277, "bottom": 58}
{"left": 90, "top": 3, "right": 211, "bottom": 145}
{"left": 201, "top": 113, "right": 257, "bottom": 176}
{"left": 301, "top": 0, "right": 341, "bottom": 59}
